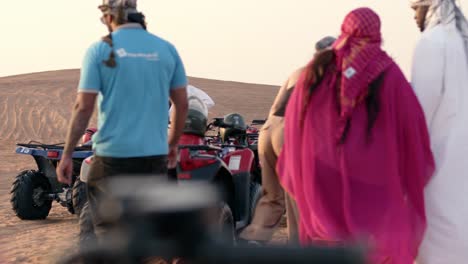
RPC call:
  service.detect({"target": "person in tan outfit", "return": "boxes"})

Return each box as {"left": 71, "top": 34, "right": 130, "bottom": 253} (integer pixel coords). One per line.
{"left": 240, "top": 36, "right": 336, "bottom": 244}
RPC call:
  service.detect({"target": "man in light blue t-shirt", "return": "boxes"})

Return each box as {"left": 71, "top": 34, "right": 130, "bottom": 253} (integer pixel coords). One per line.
{"left": 56, "top": 0, "right": 188, "bottom": 237}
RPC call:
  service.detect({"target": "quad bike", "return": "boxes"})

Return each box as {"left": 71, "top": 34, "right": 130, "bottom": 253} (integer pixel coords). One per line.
{"left": 177, "top": 143, "right": 262, "bottom": 243}
{"left": 11, "top": 135, "right": 94, "bottom": 220}
{"left": 176, "top": 103, "right": 266, "bottom": 242}
{"left": 205, "top": 115, "right": 265, "bottom": 184}
{"left": 76, "top": 97, "right": 266, "bottom": 244}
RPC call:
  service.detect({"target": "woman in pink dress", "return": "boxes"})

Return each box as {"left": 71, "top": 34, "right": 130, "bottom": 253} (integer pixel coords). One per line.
{"left": 277, "top": 7, "right": 435, "bottom": 264}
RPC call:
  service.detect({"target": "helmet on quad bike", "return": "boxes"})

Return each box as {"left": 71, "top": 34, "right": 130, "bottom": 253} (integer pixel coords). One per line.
{"left": 183, "top": 96, "right": 209, "bottom": 137}
{"left": 82, "top": 128, "right": 97, "bottom": 144}
{"left": 220, "top": 113, "right": 247, "bottom": 143}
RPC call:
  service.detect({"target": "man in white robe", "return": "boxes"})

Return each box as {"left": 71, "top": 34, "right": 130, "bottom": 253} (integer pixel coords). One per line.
{"left": 410, "top": 0, "right": 468, "bottom": 263}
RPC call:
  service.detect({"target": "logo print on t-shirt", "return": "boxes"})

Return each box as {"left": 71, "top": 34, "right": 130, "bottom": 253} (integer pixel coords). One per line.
{"left": 115, "top": 48, "right": 159, "bottom": 61}
{"left": 116, "top": 48, "right": 128, "bottom": 57}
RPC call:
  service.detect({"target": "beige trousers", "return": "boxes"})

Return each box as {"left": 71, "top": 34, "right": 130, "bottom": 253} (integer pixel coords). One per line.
{"left": 285, "top": 192, "right": 300, "bottom": 244}
{"left": 239, "top": 115, "right": 299, "bottom": 243}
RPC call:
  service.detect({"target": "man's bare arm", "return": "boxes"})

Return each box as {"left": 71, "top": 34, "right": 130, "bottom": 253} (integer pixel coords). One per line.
{"left": 63, "top": 93, "right": 97, "bottom": 157}
{"left": 169, "top": 87, "right": 188, "bottom": 147}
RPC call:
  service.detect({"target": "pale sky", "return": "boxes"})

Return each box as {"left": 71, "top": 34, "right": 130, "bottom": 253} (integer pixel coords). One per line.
{"left": 1, "top": 1, "right": 467, "bottom": 85}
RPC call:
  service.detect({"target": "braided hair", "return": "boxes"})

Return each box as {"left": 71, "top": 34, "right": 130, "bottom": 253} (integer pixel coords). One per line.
{"left": 102, "top": 6, "right": 148, "bottom": 68}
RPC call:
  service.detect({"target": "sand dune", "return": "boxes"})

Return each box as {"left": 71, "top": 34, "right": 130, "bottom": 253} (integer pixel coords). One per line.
{"left": 0, "top": 70, "right": 283, "bottom": 263}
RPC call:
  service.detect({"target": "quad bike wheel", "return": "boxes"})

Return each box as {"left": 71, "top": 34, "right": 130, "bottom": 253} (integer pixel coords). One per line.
{"left": 72, "top": 177, "right": 88, "bottom": 217}
{"left": 78, "top": 202, "right": 97, "bottom": 251}
{"left": 249, "top": 182, "right": 262, "bottom": 223}
{"left": 218, "top": 202, "right": 235, "bottom": 244}
{"left": 10, "top": 170, "right": 53, "bottom": 220}
{"left": 66, "top": 188, "right": 75, "bottom": 214}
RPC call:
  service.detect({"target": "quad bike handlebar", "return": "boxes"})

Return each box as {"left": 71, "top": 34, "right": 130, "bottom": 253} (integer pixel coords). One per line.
{"left": 16, "top": 143, "right": 65, "bottom": 150}
{"left": 251, "top": 119, "right": 266, "bottom": 125}
{"left": 178, "top": 145, "right": 223, "bottom": 152}
{"left": 219, "top": 144, "right": 249, "bottom": 149}
{"left": 207, "top": 118, "right": 267, "bottom": 131}
{"left": 16, "top": 142, "right": 92, "bottom": 152}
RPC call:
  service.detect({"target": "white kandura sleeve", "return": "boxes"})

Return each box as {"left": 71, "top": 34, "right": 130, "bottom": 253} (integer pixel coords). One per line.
{"left": 411, "top": 37, "right": 445, "bottom": 130}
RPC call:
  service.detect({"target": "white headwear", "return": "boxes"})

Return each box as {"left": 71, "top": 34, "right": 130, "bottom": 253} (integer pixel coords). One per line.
{"left": 411, "top": 0, "right": 468, "bottom": 61}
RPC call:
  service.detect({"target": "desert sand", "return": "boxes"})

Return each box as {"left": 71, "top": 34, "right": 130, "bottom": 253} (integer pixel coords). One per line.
{"left": 0, "top": 70, "right": 286, "bottom": 263}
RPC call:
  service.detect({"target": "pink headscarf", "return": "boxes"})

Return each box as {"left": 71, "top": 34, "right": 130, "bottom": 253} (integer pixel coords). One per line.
{"left": 278, "top": 7, "right": 434, "bottom": 263}
{"left": 333, "top": 8, "right": 394, "bottom": 141}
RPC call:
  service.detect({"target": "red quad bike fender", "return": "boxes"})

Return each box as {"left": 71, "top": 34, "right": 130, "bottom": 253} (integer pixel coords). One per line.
{"left": 177, "top": 157, "right": 238, "bottom": 221}
{"left": 177, "top": 134, "right": 215, "bottom": 173}
{"left": 177, "top": 147, "right": 256, "bottom": 226}
{"left": 178, "top": 134, "right": 205, "bottom": 146}
{"left": 222, "top": 149, "right": 255, "bottom": 228}
{"left": 222, "top": 149, "right": 254, "bottom": 174}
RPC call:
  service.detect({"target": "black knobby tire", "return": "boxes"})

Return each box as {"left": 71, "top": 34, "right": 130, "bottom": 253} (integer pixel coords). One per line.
{"left": 79, "top": 202, "right": 97, "bottom": 252}
{"left": 10, "top": 170, "right": 52, "bottom": 220}
{"left": 218, "top": 203, "right": 236, "bottom": 244}
{"left": 249, "top": 182, "right": 262, "bottom": 224}
{"left": 72, "top": 178, "right": 87, "bottom": 217}
{"left": 66, "top": 188, "right": 75, "bottom": 215}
